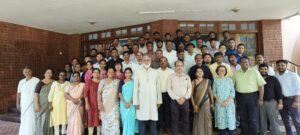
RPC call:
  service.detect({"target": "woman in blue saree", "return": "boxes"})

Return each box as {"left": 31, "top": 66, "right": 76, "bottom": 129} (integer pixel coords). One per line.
{"left": 118, "top": 67, "right": 139, "bottom": 135}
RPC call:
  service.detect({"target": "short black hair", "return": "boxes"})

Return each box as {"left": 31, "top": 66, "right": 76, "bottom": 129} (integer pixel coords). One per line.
{"left": 110, "top": 48, "right": 118, "bottom": 53}
{"left": 124, "top": 67, "right": 133, "bottom": 74}
{"left": 222, "top": 31, "right": 229, "bottom": 36}
{"left": 153, "top": 31, "right": 160, "bottom": 35}
{"left": 228, "top": 38, "right": 235, "bottom": 42}
{"left": 166, "top": 40, "right": 173, "bottom": 44}
{"left": 91, "top": 48, "right": 97, "bottom": 52}
{"left": 201, "top": 45, "right": 208, "bottom": 49}
{"left": 186, "top": 43, "right": 194, "bottom": 47}
{"left": 176, "top": 29, "right": 183, "bottom": 34}
{"left": 276, "top": 59, "right": 288, "bottom": 65}
{"left": 122, "top": 51, "right": 130, "bottom": 56}
{"left": 209, "top": 38, "right": 216, "bottom": 43}
{"left": 237, "top": 43, "right": 245, "bottom": 48}
{"left": 144, "top": 32, "right": 151, "bottom": 35}
{"left": 219, "top": 44, "right": 226, "bottom": 49}
{"left": 139, "top": 36, "right": 145, "bottom": 40}
{"left": 113, "top": 37, "right": 119, "bottom": 41}
{"left": 255, "top": 53, "right": 264, "bottom": 58}
{"left": 259, "top": 63, "right": 269, "bottom": 69}
{"left": 240, "top": 56, "right": 250, "bottom": 62}
{"left": 194, "top": 31, "right": 201, "bottom": 35}
{"left": 216, "top": 65, "right": 228, "bottom": 76}
{"left": 146, "top": 41, "right": 153, "bottom": 46}
{"left": 214, "top": 52, "right": 223, "bottom": 58}
{"left": 177, "top": 50, "right": 185, "bottom": 54}
{"left": 194, "top": 54, "right": 202, "bottom": 60}
{"left": 174, "top": 60, "right": 184, "bottom": 66}
{"left": 165, "top": 33, "right": 171, "bottom": 37}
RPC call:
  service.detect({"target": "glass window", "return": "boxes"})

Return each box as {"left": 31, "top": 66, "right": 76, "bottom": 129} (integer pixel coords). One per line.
{"left": 229, "top": 24, "right": 236, "bottom": 30}
{"left": 115, "top": 30, "right": 121, "bottom": 35}
{"left": 88, "top": 34, "right": 93, "bottom": 40}
{"left": 221, "top": 24, "right": 229, "bottom": 30}
{"left": 137, "top": 27, "right": 143, "bottom": 33}
{"left": 122, "top": 29, "right": 127, "bottom": 35}
{"left": 147, "top": 25, "right": 151, "bottom": 31}
{"left": 207, "top": 24, "right": 215, "bottom": 31}
{"left": 101, "top": 32, "right": 106, "bottom": 38}
{"left": 179, "top": 23, "right": 187, "bottom": 28}
{"left": 241, "top": 23, "right": 248, "bottom": 30}
{"left": 187, "top": 24, "right": 195, "bottom": 28}
{"left": 131, "top": 28, "right": 137, "bottom": 34}
{"left": 106, "top": 32, "right": 111, "bottom": 38}
{"left": 249, "top": 23, "right": 256, "bottom": 30}
{"left": 199, "top": 24, "right": 206, "bottom": 30}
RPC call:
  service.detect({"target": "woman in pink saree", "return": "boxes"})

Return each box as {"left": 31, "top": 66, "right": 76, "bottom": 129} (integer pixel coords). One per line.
{"left": 65, "top": 72, "right": 85, "bottom": 135}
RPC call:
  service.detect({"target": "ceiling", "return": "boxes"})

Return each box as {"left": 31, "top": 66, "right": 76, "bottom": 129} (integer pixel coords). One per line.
{"left": 0, "top": 0, "right": 299, "bottom": 34}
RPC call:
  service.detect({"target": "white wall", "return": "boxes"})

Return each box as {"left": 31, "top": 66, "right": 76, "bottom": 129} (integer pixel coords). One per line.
{"left": 281, "top": 16, "right": 300, "bottom": 64}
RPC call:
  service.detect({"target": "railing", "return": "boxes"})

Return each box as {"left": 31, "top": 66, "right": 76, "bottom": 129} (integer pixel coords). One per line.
{"left": 270, "top": 60, "right": 300, "bottom": 74}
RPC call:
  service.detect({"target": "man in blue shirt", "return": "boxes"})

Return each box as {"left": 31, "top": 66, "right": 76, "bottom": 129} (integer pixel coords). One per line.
{"left": 225, "top": 38, "right": 237, "bottom": 56}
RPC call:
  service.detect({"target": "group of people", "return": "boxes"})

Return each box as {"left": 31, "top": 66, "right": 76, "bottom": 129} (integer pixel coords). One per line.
{"left": 16, "top": 29, "right": 300, "bottom": 135}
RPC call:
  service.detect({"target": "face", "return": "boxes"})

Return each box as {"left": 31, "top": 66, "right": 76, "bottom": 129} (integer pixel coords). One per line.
{"left": 160, "top": 58, "right": 168, "bottom": 68}
{"left": 201, "top": 47, "right": 208, "bottom": 54}
{"left": 155, "top": 51, "right": 163, "bottom": 59}
{"left": 165, "top": 35, "right": 171, "bottom": 40}
{"left": 98, "top": 44, "right": 104, "bottom": 51}
{"left": 195, "top": 55, "right": 203, "bottom": 65}
{"left": 177, "top": 31, "right": 183, "bottom": 37}
{"left": 196, "top": 68, "right": 204, "bottom": 78}
{"left": 111, "top": 50, "right": 118, "bottom": 58}
{"left": 157, "top": 42, "right": 163, "bottom": 48}
{"left": 255, "top": 55, "right": 264, "bottom": 64}
{"left": 154, "top": 34, "right": 160, "bottom": 40}
{"left": 210, "top": 33, "right": 216, "bottom": 39}
{"left": 100, "top": 61, "right": 106, "bottom": 69}
{"left": 142, "top": 56, "right": 151, "bottom": 65}
{"left": 133, "top": 45, "right": 139, "bottom": 53}
{"left": 107, "top": 68, "right": 115, "bottom": 78}
{"left": 177, "top": 52, "right": 185, "bottom": 60}
{"left": 210, "top": 40, "right": 216, "bottom": 48}
{"left": 137, "top": 52, "right": 143, "bottom": 60}
{"left": 75, "top": 64, "right": 81, "bottom": 72}
{"left": 204, "top": 55, "right": 212, "bottom": 63}
{"left": 87, "top": 62, "right": 92, "bottom": 70}
{"left": 229, "top": 55, "right": 237, "bottom": 65}
{"left": 178, "top": 43, "right": 185, "bottom": 51}
{"left": 166, "top": 42, "right": 173, "bottom": 51}
{"left": 113, "top": 39, "right": 119, "bottom": 45}
{"left": 90, "top": 50, "right": 97, "bottom": 57}
{"left": 72, "top": 59, "right": 78, "bottom": 66}
{"left": 96, "top": 54, "right": 103, "bottom": 62}
{"left": 58, "top": 72, "right": 65, "bottom": 81}
{"left": 44, "top": 69, "right": 53, "bottom": 79}
{"left": 127, "top": 39, "right": 133, "bottom": 45}
{"left": 139, "top": 38, "right": 145, "bottom": 44}
{"left": 240, "top": 59, "right": 249, "bottom": 70}
{"left": 197, "top": 39, "right": 203, "bottom": 47}
{"left": 187, "top": 46, "right": 193, "bottom": 53}
{"left": 217, "top": 67, "right": 226, "bottom": 77}
{"left": 215, "top": 55, "right": 223, "bottom": 63}
{"left": 65, "top": 64, "right": 71, "bottom": 72}
{"left": 74, "top": 73, "right": 80, "bottom": 82}
{"left": 259, "top": 67, "right": 268, "bottom": 76}
{"left": 85, "top": 57, "right": 92, "bottom": 63}
{"left": 276, "top": 62, "right": 287, "bottom": 72}
{"left": 144, "top": 33, "right": 151, "bottom": 40}
{"left": 238, "top": 46, "right": 245, "bottom": 54}
{"left": 175, "top": 61, "right": 184, "bottom": 73}
{"left": 115, "top": 64, "right": 122, "bottom": 71}
{"left": 123, "top": 53, "right": 130, "bottom": 61}
{"left": 92, "top": 70, "right": 100, "bottom": 79}
{"left": 146, "top": 44, "right": 153, "bottom": 52}
{"left": 224, "top": 32, "right": 229, "bottom": 38}
{"left": 229, "top": 40, "right": 236, "bottom": 49}
{"left": 184, "top": 35, "right": 190, "bottom": 42}
{"left": 123, "top": 46, "right": 129, "bottom": 52}
{"left": 219, "top": 46, "right": 226, "bottom": 54}
{"left": 23, "top": 69, "right": 32, "bottom": 78}
{"left": 124, "top": 70, "right": 132, "bottom": 79}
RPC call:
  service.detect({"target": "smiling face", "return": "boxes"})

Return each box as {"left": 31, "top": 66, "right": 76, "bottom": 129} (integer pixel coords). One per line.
{"left": 276, "top": 62, "right": 287, "bottom": 73}
{"left": 23, "top": 68, "right": 32, "bottom": 78}
{"left": 107, "top": 68, "right": 115, "bottom": 79}
{"left": 124, "top": 69, "right": 132, "bottom": 79}
{"left": 58, "top": 72, "right": 65, "bottom": 81}
{"left": 44, "top": 69, "right": 53, "bottom": 79}
{"left": 195, "top": 68, "right": 204, "bottom": 78}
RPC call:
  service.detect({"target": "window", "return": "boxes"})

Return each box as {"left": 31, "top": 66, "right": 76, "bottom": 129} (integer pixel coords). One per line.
{"left": 248, "top": 23, "right": 256, "bottom": 30}
{"left": 88, "top": 33, "right": 98, "bottom": 40}
{"left": 147, "top": 25, "right": 151, "bottom": 31}
{"left": 180, "top": 23, "right": 195, "bottom": 29}
{"left": 221, "top": 23, "right": 236, "bottom": 31}
{"left": 228, "top": 24, "right": 236, "bottom": 30}
{"left": 179, "top": 23, "right": 187, "bottom": 28}
{"left": 221, "top": 24, "right": 229, "bottom": 30}
{"left": 199, "top": 24, "right": 206, "bottom": 29}
{"left": 101, "top": 31, "right": 111, "bottom": 38}
{"left": 115, "top": 30, "right": 122, "bottom": 36}
{"left": 207, "top": 24, "right": 215, "bottom": 31}
{"left": 121, "top": 29, "right": 127, "bottom": 35}
{"left": 131, "top": 28, "right": 137, "bottom": 34}
{"left": 241, "top": 23, "right": 248, "bottom": 30}
{"left": 137, "top": 27, "right": 143, "bottom": 33}
{"left": 238, "top": 34, "right": 257, "bottom": 64}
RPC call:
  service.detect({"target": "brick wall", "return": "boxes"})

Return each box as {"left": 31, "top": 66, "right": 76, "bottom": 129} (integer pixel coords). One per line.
{"left": 0, "top": 21, "right": 81, "bottom": 113}
{"left": 259, "top": 20, "right": 283, "bottom": 61}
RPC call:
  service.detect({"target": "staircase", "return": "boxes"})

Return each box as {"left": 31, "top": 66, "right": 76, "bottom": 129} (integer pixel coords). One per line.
{"left": 0, "top": 106, "right": 20, "bottom": 123}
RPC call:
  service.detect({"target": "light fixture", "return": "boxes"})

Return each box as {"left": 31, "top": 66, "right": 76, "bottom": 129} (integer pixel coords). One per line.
{"left": 231, "top": 8, "right": 240, "bottom": 13}
{"left": 283, "top": 12, "right": 300, "bottom": 20}
{"left": 139, "top": 10, "right": 175, "bottom": 14}
{"left": 88, "top": 20, "right": 96, "bottom": 25}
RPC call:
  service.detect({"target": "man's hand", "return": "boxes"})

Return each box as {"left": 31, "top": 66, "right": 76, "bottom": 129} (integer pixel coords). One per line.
{"left": 157, "top": 104, "right": 161, "bottom": 108}
{"left": 125, "top": 103, "right": 131, "bottom": 109}
{"left": 277, "top": 103, "right": 283, "bottom": 110}
{"left": 292, "top": 101, "right": 299, "bottom": 109}
{"left": 258, "top": 99, "right": 264, "bottom": 107}
{"left": 135, "top": 105, "right": 140, "bottom": 110}
{"left": 85, "top": 103, "right": 90, "bottom": 111}
{"left": 34, "top": 104, "right": 40, "bottom": 112}
{"left": 49, "top": 104, "right": 53, "bottom": 111}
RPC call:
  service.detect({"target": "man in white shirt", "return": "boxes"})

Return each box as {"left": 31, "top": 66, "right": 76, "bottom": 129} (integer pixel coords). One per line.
{"left": 157, "top": 57, "right": 174, "bottom": 133}
{"left": 228, "top": 54, "right": 241, "bottom": 74}
{"left": 163, "top": 40, "right": 177, "bottom": 68}
{"left": 252, "top": 53, "right": 275, "bottom": 75}
{"left": 121, "top": 51, "right": 139, "bottom": 78}
{"left": 138, "top": 37, "right": 147, "bottom": 54}
{"left": 113, "top": 38, "right": 123, "bottom": 55}
{"left": 184, "top": 43, "right": 197, "bottom": 73}
{"left": 193, "top": 38, "right": 203, "bottom": 55}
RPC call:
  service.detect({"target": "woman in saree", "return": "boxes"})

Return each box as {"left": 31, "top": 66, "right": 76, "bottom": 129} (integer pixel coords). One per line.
{"left": 98, "top": 67, "right": 120, "bottom": 135}
{"left": 99, "top": 59, "right": 107, "bottom": 80}
{"left": 115, "top": 62, "right": 124, "bottom": 80}
{"left": 191, "top": 67, "right": 214, "bottom": 135}
{"left": 84, "top": 61, "right": 93, "bottom": 82}
{"left": 118, "top": 68, "right": 138, "bottom": 135}
{"left": 34, "top": 68, "right": 54, "bottom": 135}
{"left": 65, "top": 72, "right": 85, "bottom": 135}
{"left": 48, "top": 71, "right": 70, "bottom": 135}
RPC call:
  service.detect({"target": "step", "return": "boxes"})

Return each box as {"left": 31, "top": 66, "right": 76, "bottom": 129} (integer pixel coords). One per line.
{"left": 0, "top": 113, "right": 20, "bottom": 123}
{"left": 7, "top": 107, "right": 20, "bottom": 114}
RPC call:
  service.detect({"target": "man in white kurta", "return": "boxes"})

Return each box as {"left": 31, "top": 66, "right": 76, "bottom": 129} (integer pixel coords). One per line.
{"left": 133, "top": 55, "right": 162, "bottom": 135}
{"left": 17, "top": 67, "right": 40, "bottom": 135}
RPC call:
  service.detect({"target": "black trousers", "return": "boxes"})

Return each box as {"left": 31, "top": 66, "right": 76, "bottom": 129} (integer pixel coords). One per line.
{"left": 170, "top": 99, "right": 190, "bottom": 135}
{"left": 158, "top": 93, "right": 171, "bottom": 129}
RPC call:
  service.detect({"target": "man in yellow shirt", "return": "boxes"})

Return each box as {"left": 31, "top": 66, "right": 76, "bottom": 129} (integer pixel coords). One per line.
{"left": 209, "top": 52, "right": 233, "bottom": 80}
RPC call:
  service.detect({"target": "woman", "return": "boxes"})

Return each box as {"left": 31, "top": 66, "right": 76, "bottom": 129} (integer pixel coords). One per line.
{"left": 119, "top": 68, "right": 138, "bottom": 135}
{"left": 115, "top": 62, "right": 124, "bottom": 80}
{"left": 84, "top": 69, "right": 101, "bottom": 135}
{"left": 203, "top": 53, "right": 214, "bottom": 66}
{"left": 98, "top": 67, "right": 120, "bottom": 135}
{"left": 191, "top": 67, "right": 214, "bottom": 135}
{"left": 48, "top": 71, "right": 70, "bottom": 135}
{"left": 213, "top": 65, "right": 236, "bottom": 135}
{"left": 99, "top": 60, "right": 107, "bottom": 80}
{"left": 17, "top": 66, "right": 40, "bottom": 135}
{"left": 219, "top": 44, "right": 229, "bottom": 64}
{"left": 65, "top": 72, "right": 85, "bottom": 135}
{"left": 84, "top": 61, "right": 93, "bottom": 82}
{"left": 65, "top": 63, "right": 72, "bottom": 81}
{"left": 34, "top": 68, "right": 54, "bottom": 135}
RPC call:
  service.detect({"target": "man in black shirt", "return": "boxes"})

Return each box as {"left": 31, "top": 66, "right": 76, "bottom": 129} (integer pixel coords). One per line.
{"left": 188, "top": 54, "right": 213, "bottom": 80}
{"left": 173, "top": 29, "right": 184, "bottom": 51}
{"left": 259, "top": 63, "right": 283, "bottom": 135}
{"left": 106, "top": 48, "right": 124, "bottom": 69}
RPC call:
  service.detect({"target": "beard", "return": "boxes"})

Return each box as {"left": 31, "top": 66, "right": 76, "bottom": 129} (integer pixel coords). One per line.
{"left": 261, "top": 73, "right": 268, "bottom": 77}
{"left": 143, "top": 63, "right": 151, "bottom": 69}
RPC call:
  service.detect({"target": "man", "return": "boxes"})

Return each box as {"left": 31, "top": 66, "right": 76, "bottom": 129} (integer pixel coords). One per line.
{"left": 184, "top": 43, "right": 197, "bottom": 73}
{"left": 121, "top": 51, "right": 139, "bottom": 77}
{"left": 253, "top": 53, "right": 275, "bottom": 75}
{"left": 177, "top": 50, "right": 189, "bottom": 73}
{"left": 206, "top": 32, "right": 220, "bottom": 50}
{"left": 259, "top": 63, "right": 283, "bottom": 135}
{"left": 138, "top": 36, "right": 147, "bottom": 54}
{"left": 17, "top": 66, "right": 40, "bottom": 135}
{"left": 93, "top": 53, "right": 104, "bottom": 69}
{"left": 209, "top": 52, "right": 233, "bottom": 79}
{"left": 275, "top": 60, "right": 300, "bottom": 135}
{"left": 106, "top": 48, "right": 124, "bottom": 69}
{"left": 135, "top": 51, "right": 144, "bottom": 67}
{"left": 193, "top": 38, "right": 203, "bottom": 54}
{"left": 233, "top": 57, "right": 266, "bottom": 135}
{"left": 236, "top": 43, "right": 247, "bottom": 63}
{"left": 167, "top": 60, "right": 192, "bottom": 135}
{"left": 70, "top": 63, "right": 84, "bottom": 82}
{"left": 191, "top": 31, "right": 201, "bottom": 47}
{"left": 90, "top": 48, "right": 98, "bottom": 64}
{"left": 130, "top": 44, "right": 139, "bottom": 63}
{"left": 71, "top": 58, "right": 79, "bottom": 72}
{"left": 157, "top": 57, "right": 174, "bottom": 133}
{"left": 183, "top": 34, "right": 191, "bottom": 49}
{"left": 151, "top": 50, "right": 170, "bottom": 69}
{"left": 145, "top": 41, "right": 156, "bottom": 61}
{"left": 228, "top": 54, "right": 241, "bottom": 73}
{"left": 173, "top": 29, "right": 184, "bottom": 51}
{"left": 113, "top": 38, "right": 123, "bottom": 55}
{"left": 153, "top": 32, "right": 166, "bottom": 51}
{"left": 133, "top": 55, "right": 162, "bottom": 135}
{"left": 225, "top": 38, "right": 237, "bottom": 56}
{"left": 220, "top": 31, "right": 231, "bottom": 47}
{"left": 201, "top": 45, "right": 209, "bottom": 54}
{"left": 127, "top": 38, "right": 134, "bottom": 54}
{"left": 97, "top": 44, "right": 105, "bottom": 55}
{"left": 144, "top": 32, "right": 152, "bottom": 42}
{"left": 188, "top": 54, "right": 213, "bottom": 80}
{"left": 209, "top": 38, "right": 219, "bottom": 56}
{"left": 163, "top": 40, "right": 178, "bottom": 67}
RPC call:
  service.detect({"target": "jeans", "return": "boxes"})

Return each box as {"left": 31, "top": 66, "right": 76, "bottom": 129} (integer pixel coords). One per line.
{"left": 139, "top": 120, "right": 158, "bottom": 135}
{"left": 220, "top": 129, "right": 234, "bottom": 135}
{"left": 170, "top": 99, "right": 190, "bottom": 135}
{"left": 280, "top": 98, "right": 300, "bottom": 135}
{"left": 236, "top": 92, "right": 260, "bottom": 135}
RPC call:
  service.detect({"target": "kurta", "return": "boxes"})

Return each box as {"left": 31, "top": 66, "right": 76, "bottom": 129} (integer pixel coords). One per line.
{"left": 120, "top": 80, "right": 139, "bottom": 135}
{"left": 84, "top": 70, "right": 92, "bottom": 82}
{"left": 35, "top": 81, "right": 54, "bottom": 135}
{"left": 18, "top": 77, "right": 40, "bottom": 135}
{"left": 133, "top": 67, "right": 162, "bottom": 121}
{"left": 66, "top": 83, "right": 85, "bottom": 135}
{"left": 99, "top": 79, "right": 120, "bottom": 135}
{"left": 213, "top": 77, "right": 236, "bottom": 130}
{"left": 84, "top": 80, "right": 100, "bottom": 127}
{"left": 48, "top": 81, "right": 70, "bottom": 127}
